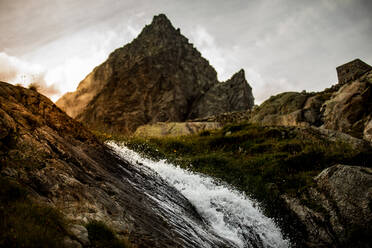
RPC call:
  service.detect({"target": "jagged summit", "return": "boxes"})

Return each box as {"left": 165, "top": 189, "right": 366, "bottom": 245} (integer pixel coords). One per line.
{"left": 230, "top": 69, "right": 246, "bottom": 81}
{"left": 138, "top": 14, "right": 179, "bottom": 38}
{"left": 150, "top": 14, "right": 174, "bottom": 29}
{"left": 57, "top": 14, "right": 254, "bottom": 134}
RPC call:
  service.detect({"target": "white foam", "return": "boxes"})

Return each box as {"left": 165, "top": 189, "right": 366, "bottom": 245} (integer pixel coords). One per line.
{"left": 108, "top": 141, "right": 290, "bottom": 248}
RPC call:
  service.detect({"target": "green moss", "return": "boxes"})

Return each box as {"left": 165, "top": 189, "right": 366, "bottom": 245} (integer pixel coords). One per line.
{"left": 0, "top": 177, "right": 67, "bottom": 248}
{"left": 86, "top": 221, "right": 131, "bottom": 248}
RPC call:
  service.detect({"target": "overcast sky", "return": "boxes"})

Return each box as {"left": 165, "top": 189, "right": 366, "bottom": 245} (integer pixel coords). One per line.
{"left": 0, "top": 0, "right": 371, "bottom": 103}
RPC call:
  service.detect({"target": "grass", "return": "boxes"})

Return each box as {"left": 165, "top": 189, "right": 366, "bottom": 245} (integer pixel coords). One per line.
{"left": 108, "top": 122, "right": 372, "bottom": 244}
{"left": 0, "top": 176, "right": 67, "bottom": 248}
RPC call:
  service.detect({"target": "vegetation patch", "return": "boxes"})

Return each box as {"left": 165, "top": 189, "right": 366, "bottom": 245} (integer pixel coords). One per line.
{"left": 0, "top": 176, "right": 67, "bottom": 248}
{"left": 86, "top": 220, "right": 131, "bottom": 248}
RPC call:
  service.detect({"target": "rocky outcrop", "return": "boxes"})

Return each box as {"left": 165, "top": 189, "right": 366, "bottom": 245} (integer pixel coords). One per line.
{"left": 191, "top": 110, "right": 252, "bottom": 125}
{"left": 0, "top": 82, "right": 233, "bottom": 247}
{"left": 321, "top": 71, "right": 372, "bottom": 140}
{"left": 249, "top": 60, "right": 372, "bottom": 143}
{"left": 134, "top": 121, "right": 221, "bottom": 137}
{"left": 188, "top": 69, "right": 254, "bottom": 119}
{"left": 56, "top": 14, "right": 254, "bottom": 135}
{"left": 250, "top": 92, "right": 312, "bottom": 127}
{"left": 284, "top": 164, "right": 372, "bottom": 247}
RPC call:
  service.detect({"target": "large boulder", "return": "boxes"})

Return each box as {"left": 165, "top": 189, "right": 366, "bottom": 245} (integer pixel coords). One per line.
{"left": 284, "top": 164, "right": 372, "bottom": 247}
{"left": 134, "top": 121, "right": 221, "bottom": 137}
{"left": 321, "top": 71, "right": 372, "bottom": 140}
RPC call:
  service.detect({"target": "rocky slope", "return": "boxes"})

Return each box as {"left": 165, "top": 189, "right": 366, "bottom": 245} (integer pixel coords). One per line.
{"left": 56, "top": 14, "right": 254, "bottom": 135}
{"left": 0, "top": 81, "right": 234, "bottom": 247}
{"left": 249, "top": 59, "right": 372, "bottom": 142}
{"left": 284, "top": 164, "right": 372, "bottom": 248}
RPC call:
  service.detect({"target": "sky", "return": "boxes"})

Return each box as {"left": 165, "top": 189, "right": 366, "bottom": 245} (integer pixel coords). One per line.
{"left": 0, "top": 0, "right": 371, "bottom": 103}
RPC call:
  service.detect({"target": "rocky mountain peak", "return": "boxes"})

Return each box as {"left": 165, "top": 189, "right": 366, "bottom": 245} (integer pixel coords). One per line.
{"left": 229, "top": 69, "right": 248, "bottom": 85}
{"left": 57, "top": 14, "right": 254, "bottom": 134}
{"left": 135, "top": 13, "right": 186, "bottom": 49}
{"left": 150, "top": 14, "right": 175, "bottom": 31}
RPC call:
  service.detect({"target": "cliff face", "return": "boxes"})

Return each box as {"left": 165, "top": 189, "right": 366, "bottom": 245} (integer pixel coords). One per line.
{"left": 250, "top": 59, "right": 372, "bottom": 143}
{"left": 56, "top": 14, "right": 254, "bottom": 134}
{"left": 189, "top": 69, "right": 254, "bottom": 119}
{"left": 0, "top": 82, "right": 232, "bottom": 247}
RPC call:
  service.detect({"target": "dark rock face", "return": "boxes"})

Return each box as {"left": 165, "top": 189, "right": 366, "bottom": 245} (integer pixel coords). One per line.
{"left": 0, "top": 82, "right": 233, "bottom": 247}
{"left": 56, "top": 14, "right": 254, "bottom": 134}
{"left": 284, "top": 164, "right": 372, "bottom": 247}
{"left": 189, "top": 69, "right": 254, "bottom": 119}
{"left": 249, "top": 61, "right": 372, "bottom": 143}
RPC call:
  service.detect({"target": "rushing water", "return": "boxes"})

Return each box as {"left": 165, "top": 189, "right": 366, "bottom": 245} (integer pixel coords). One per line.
{"left": 108, "top": 141, "right": 290, "bottom": 248}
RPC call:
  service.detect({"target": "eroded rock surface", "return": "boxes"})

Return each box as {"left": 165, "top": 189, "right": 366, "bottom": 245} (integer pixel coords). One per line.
{"left": 0, "top": 82, "right": 234, "bottom": 247}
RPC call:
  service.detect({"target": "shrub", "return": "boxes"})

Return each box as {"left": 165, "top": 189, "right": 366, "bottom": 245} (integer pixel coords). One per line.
{"left": 86, "top": 221, "right": 130, "bottom": 248}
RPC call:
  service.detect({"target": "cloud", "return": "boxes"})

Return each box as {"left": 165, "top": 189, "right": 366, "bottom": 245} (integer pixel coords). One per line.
{"left": 0, "top": 52, "right": 60, "bottom": 99}
{"left": 24, "top": 23, "right": 140, "bottom": 101}
{"left": 189, "top": 26, "right": 241, "bottom": 81}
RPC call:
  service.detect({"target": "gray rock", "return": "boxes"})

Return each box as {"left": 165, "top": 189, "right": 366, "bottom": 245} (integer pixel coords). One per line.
{"left": 189, "top": 69, "right": 254, "bottom": 119}
{"left": 284, "top": 164, "right": 372, "bottom": 247}
{"left": 69, "top": 225, "right": 90, "bottom": 246}
{"left": 63, "top": 237, "right": 82, "bottom": 248}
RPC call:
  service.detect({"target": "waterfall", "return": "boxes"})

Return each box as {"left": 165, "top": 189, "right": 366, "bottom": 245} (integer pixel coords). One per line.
{"left": 108, "top": 141, "right": 290, "bottom": 248}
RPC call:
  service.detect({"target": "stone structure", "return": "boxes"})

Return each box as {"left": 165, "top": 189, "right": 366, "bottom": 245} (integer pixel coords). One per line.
{"left": 248, "top": 63, "right": 372, "bottom": 142}
{"left": 336, "top": 59, "right": 371, "bottom": 85}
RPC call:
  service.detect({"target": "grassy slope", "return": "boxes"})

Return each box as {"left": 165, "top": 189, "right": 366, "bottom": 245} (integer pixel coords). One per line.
{"left": 0, "top": 176, "right": 67, "bottom": 248}
{"left": 111, "top": 122, "right": 372, "bottom": 244}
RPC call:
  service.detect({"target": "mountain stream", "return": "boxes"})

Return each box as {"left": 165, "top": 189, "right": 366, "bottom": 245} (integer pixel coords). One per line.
{"left": 107, "top": 141, "right": 290, "bottom": 248}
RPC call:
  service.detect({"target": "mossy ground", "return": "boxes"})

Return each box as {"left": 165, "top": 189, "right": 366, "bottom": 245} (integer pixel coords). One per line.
{"left": 0, "top": 176, "right": 67, "bottom": 248}
{"left": 108, "top": 122, "right": 372, "bottom": 244}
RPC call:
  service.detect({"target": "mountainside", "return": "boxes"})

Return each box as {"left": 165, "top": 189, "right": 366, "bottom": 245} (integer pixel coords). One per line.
{"left": 247, "top": 59, "right": 372, "bottom": 142}
{"left": 56, "top": 14, "right": 254, "bottom": 135}
{"left": 0, "top": 81, "right": 235, "bottom": 247}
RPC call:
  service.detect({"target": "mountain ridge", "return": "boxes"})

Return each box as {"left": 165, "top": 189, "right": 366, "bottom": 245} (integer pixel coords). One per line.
{"left": 56, "top": 14, "right": 254, "bottom": 134}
